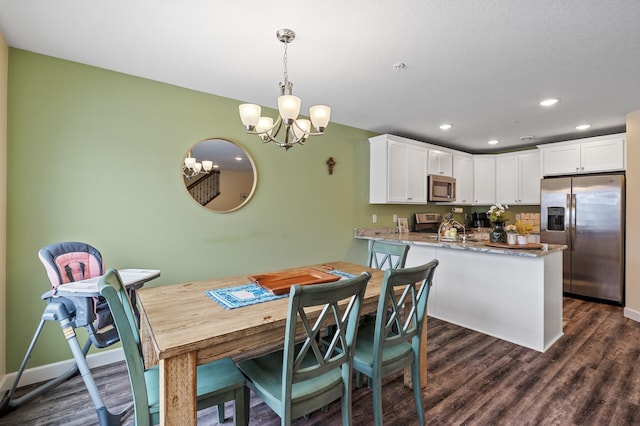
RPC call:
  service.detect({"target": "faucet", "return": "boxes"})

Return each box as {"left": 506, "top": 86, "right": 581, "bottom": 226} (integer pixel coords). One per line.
{"left": 438, "top": 212, "right": 466, "bottom": 242}
{"left": 437, "top": 221, "right": 447, "bottom": 242}
{"left": 437, "top": 212, "right": 452, "bottom": 241}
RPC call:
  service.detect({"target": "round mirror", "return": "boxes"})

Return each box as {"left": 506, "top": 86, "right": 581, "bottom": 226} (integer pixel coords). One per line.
{"left": 181, "top": 138, "right": 257, "bottom": 212}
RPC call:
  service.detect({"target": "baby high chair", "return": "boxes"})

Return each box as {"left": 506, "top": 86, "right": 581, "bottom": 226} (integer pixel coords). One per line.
{"left": 0, "top": 242, "right": 127, "bottom": 425}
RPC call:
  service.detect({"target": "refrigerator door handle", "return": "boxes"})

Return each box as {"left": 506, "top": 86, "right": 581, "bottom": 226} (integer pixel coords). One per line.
{"left": 566, "top": 193, "right": 573, "bottom": 250}
{"left": 570, "top": 193, "right": 577, "bottom": 250}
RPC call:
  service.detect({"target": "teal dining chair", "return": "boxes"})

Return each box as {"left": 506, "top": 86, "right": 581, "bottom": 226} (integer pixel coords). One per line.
{"left": 237, "top": 272, "right": 371, "bottom": 425}
{"left": 352, "top": 260, "right": 438, "bottom": 426}
{"left": 363, "top": 241, "right": 410, "bottom": 324}
{"left": 97, "top": 269, "right": 249, "bottom": 426}
{"left": 368, "top": 241, "right": 410, "bottom": 270}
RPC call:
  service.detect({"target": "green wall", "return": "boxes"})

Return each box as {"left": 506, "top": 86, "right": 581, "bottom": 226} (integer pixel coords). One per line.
{"left": 5, "top": 49, "right": 433, "bottom": 370}
{"left": 5, "top": 49, "right": 541, "bottom": 371}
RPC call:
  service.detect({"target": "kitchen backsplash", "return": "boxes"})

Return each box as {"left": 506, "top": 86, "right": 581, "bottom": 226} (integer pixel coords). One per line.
{"left": 515, "top": 212, "right": 541, "bottom": 234}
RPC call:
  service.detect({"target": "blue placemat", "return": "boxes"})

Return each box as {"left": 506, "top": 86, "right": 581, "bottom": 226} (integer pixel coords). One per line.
{"left": 206, "top": 269, "right": 355, "bottom": 310}
{"left": 206, "top": 283, "right": 286, "bottom": 310}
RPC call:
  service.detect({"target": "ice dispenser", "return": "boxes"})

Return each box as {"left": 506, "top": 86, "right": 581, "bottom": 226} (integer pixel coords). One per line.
{"left": 546, "top": 207, "right": 565, "bottom": 231}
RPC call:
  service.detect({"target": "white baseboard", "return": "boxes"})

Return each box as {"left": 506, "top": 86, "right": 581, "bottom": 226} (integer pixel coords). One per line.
{"left": 624, "top": 307, "right": 640, "bottom": 323}
{"left": 0, "top": 348, "right": 124, "bottom": 393}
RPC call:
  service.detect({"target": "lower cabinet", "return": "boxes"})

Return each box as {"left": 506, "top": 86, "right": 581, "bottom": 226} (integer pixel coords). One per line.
{"left": 405, "top": 243, "right": 563, "bottom": 352}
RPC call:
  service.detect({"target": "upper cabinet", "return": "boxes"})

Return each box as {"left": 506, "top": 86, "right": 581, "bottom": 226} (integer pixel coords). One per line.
{"left": 538, "top": 133, "right": 626, "bottom": 176}
{"left": 370, "top": 132, "right": 624, "bottom": 207}
{"left": 452, "top": 154, "right": 473, "bottom": 204}
{"left": 473, "top": 155, "right": 496, "bottom": 205}
{"left": 496, "top": 150, "right": 540, "bottom": 205}
{"left": 370, "top": 135, "right": 428, "bottom": 204}
{"left": 428, "top": 149, "right": 453, "bottom": 177}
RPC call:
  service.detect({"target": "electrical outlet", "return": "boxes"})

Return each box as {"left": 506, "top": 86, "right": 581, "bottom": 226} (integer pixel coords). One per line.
{"left": 372, "top": 214, "right": 377, "bottom": 224}
{"left": 393, "top": 214, "right": 398, "bottom": 223}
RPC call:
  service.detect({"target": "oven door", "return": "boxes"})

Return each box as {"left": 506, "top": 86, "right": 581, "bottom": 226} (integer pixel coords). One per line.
{"left": 428, "top": 175, "right": 456, "bottom": 202}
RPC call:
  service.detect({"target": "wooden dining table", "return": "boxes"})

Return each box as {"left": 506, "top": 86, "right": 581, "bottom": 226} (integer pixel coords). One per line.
{"left": 136, "top": 261, "right": 429, "bottom": 425}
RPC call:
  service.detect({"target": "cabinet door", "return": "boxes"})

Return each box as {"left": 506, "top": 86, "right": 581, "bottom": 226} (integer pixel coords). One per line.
{"left": 496, "top": 155, "right": 519, "bottom": 204}
{"left": 407, "top": 145, "right": 428, "bottom": 202}
{"left": 581, "top": 137, "right": 625, "bottom": 173}
{"left": 387, "top": 141, "right": 427, "bottom": 203}
{"left": 473, "top": 156, "right": 496, "bottom": 204}
{"left": 428, "top": 150, "right": 453, "bottom": 176}
{"left": 540, "top": 143, "right": 581, "bottom": 175}
{"left": 518, "top": 151, "right": 540, "bottom": 204}
{"left": 453, "top": 155, "right": 473, "bottom": 204}
{"left": 387, "top": 141, "right": 410, "bottom": 202}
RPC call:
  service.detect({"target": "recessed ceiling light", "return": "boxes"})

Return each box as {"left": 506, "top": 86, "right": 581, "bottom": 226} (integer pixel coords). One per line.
{"left": 540, "top": 98, "right": 559, "bottom": 107}
{"left": 235, "top": 156, "right": 243, "bottom": 161}
{"left": 488, "top": 140, "right": 499, "bottom": 145}
{"left": 576, "top": 124, "right": 591, "bottom": 130}
{"left": 439, "top": 123, "right": 453, "bottom": 130}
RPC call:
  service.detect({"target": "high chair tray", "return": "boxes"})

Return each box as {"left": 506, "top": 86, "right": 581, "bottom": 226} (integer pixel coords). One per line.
{"left": 248, "top": 268, "right": 341, "bottom": 295}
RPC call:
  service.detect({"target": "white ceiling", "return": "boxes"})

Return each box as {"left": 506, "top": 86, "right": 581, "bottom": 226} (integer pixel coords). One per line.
{"left": 1, "top": 0, "right": 639, "bottom": 153}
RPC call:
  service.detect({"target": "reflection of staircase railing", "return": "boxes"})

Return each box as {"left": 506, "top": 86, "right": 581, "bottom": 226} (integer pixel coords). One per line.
{"left": 186, "top": 170, "right": 221, "bottom": 206}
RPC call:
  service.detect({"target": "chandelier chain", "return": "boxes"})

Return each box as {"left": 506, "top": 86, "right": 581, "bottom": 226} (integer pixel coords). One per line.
{"left": 282, "top": 40, "right": 289, "bottom": 85}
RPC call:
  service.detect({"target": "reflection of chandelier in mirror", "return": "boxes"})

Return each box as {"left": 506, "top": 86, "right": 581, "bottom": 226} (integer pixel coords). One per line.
{"left": 238, "top": 29, "right": 331, "bottom": 151}
{"left": 182, "top": 151, "right": 214, "bottom": 179}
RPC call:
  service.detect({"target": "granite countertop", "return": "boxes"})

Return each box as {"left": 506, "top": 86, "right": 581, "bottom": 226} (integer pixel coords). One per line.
{"left": 354, "top": 228, "right": 566, "bottom": 258}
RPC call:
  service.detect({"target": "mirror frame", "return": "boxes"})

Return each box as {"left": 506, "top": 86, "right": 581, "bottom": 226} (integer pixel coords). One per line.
{"left": 181, "top": 137, "right": 257, "bottom": 213}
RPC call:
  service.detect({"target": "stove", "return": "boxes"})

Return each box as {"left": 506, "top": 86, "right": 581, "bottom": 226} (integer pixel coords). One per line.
{"left": 413, "top": 213, "right": 442, "bottom": 233}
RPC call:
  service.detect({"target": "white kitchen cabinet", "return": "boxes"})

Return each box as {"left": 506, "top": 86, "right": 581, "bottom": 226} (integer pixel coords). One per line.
{"left": 369, "top": 135, "right": 428, "bottom": 204}
{"left": 452, "top": 154, "right": 473, "bottom": 204}
{"left": 473, "top": 155, "right": 496, "bottom": 205}
{"left": 428, "top": 149, "right": 453, "bottom": 177}
{"left": 538, "top": 133, "right": 625, "bottom": 176}
{"left": 580, "top": 137, "right": 625, "bottom": 173}
{"left": 496, "top": 150, "right": 540, "bottom": 204}
{"left": 399, "top": 241, "right": 563, "bottom": 352}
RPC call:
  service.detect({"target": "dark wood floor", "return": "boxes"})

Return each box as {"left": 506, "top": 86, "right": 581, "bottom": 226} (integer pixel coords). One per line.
{"left": 2, "top": 297, "right": 640, "bottom": 425}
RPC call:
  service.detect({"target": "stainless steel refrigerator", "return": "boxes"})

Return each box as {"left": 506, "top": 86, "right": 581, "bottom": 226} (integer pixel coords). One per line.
{"left": 540, "top": 174, "right": 625, "bottom": 304}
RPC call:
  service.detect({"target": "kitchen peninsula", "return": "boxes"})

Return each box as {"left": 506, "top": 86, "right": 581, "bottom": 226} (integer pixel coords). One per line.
{"left": 355, "top": 228, "right": 567, "bottom": 352}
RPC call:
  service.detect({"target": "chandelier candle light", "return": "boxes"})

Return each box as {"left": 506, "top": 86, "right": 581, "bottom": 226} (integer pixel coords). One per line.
{"left": 182, "top": 151, "right": 213, "bottom": 179}
{"left": 238, "top": 29, "right": 331, "bottom": 151}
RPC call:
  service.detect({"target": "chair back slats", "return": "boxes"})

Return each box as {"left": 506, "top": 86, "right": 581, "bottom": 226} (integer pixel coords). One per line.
{"left": 374, "top": 260, "right": 438, "bottom": 358}
{"left": 368, "top": 241, "right": 409, "bottom": 271}
{"left": 98, "top": 269, "right": 151, "bottom": 426}
{"left": 283, "top": 273, "right": 370, "bottom": 386}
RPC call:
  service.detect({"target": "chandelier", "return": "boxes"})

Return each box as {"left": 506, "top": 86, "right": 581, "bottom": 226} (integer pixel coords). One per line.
{"left": 182, "top": 151, "right": 213, "bottom": 179}
{"left": 238, "top": 29, "right": 331, "bottom": 151}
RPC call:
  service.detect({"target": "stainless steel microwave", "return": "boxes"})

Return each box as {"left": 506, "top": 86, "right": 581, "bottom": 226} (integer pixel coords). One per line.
{"left": 428, "top": 175, "right": 456, "bottom": 202}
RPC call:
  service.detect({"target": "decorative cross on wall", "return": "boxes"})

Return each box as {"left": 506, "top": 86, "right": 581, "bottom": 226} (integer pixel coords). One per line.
{"left": 327, "top": 157, "right": 336, "bottom": 175}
